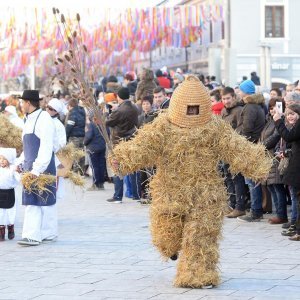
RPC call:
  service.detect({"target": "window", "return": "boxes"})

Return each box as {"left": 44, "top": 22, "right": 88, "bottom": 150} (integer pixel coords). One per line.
{"left": 265, "top": 6, "right": 284, "bottom": 38}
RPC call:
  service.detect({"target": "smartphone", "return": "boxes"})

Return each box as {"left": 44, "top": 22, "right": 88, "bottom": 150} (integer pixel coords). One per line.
{"left": 276, "top": 101, "right": 283, "bottom": 114}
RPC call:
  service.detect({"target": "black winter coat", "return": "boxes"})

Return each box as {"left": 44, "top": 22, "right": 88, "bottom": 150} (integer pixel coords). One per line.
{"left": 260, "top": 115, "right": 281, "bottom": 185}
{"left": 275, "top": 118, "right": 300, "bottom": 189}
{"left": 238, "top": 94, "right": 266, "bottom": 143}
{"left": 65, "top": 106, "right": 86, "bottom": 139}
{"left": 84, "top": 122, "right": 106, "bottom": 153}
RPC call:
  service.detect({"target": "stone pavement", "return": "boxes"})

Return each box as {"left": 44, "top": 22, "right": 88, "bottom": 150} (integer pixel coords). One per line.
{"left": 1, "top": 180, "right": 300, "bottom": 300}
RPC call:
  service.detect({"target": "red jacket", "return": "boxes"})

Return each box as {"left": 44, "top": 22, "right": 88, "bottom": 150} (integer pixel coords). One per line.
{"left": 157, "top": 77, "right": 171, "bottom": 89}
{"left": 212, "top": 102, "right": 224, "bottom": 115}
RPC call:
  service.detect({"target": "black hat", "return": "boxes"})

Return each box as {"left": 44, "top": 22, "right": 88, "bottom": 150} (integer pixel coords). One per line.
{"left": 117, "top": 87, "right": 130, "bottom": 100}
{"left": 18, "top": 90, "right": 43, "bottom": 102}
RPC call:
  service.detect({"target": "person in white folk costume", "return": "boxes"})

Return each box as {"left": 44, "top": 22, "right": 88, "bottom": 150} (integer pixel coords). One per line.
{"left": 16, "top": 90, "right": 57, "bottom": 246}
{"left": 0, "top": 148, "right": 20, "bottom": 241}
{"left": 45, "top": 98, "right": 67, "bottom": 202}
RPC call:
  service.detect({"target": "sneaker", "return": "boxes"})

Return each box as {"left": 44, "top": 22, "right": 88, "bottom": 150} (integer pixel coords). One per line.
{"left": 202, "top": 284, "right": 214, "bottom": 289}
{"left": 132, "top": 198, "right": 141, "bottom": 203}
{"left": 226, "top": 209, "right": 246, "bottom": 218}
{"left": 140, "top": 199, "right": 152, "bottom": 205}
{"left": 106, "top": 198, "right": 122, "bottom": 204}
{"left": 281, "top": 225, "right": 296, "bottom": 237}
{"left": 18, "top": 238, "right": 40, "bottom": 246}
{"left": 7, "top": 224, "right": 15, "bottom": 240}
{"left": 237, "top": 214, "right": 263, "bottom": 222}
{"left": 42, "top": 236, "right": 57, "bottom": 243}
{"left": 289, "top": 234, "right": 300, "bottom": 241}
{"left": 282, "top": 222, "right": 291, "bottom": 229}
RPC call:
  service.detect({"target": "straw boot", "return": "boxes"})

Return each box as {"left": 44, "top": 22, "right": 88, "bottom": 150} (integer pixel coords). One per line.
{"left": 0, "top": 226, "right": 5, "bottom": 241}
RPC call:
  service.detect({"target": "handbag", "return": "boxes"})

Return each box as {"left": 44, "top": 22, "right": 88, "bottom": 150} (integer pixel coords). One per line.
{"left": 0, "top": 188, "right": 15, "bottom": 209}
{"left": 278, "top": 157, "right": 289, "bottom": 176}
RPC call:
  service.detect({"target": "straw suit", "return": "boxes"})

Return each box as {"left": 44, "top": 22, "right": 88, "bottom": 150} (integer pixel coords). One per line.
{"left": 110, "top": 75, "right": 272, "bottom": 288}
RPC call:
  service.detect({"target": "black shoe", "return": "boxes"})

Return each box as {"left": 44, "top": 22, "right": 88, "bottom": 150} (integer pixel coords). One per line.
{"left": 281, "top": 225, "right": 296, "bottom": 237}
{"left": 132, "top": 198, "right": 141, "bottom": 202}
{"left": 7, "top": 225, "right": 15, "bottom": 240}
{"left": 97, "top": 183, "right": 105, "bottom": 190}
{"left": 237, "top": 214, "right": 263, "bottom": 222}
{"left": 106, "top": 198, "right": 122, "bottom": 204}
{"left": 170, "top": 254, "right": 178, "bottom": 261}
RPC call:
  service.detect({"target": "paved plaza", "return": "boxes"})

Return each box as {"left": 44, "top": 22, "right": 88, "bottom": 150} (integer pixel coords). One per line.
{"left": 1, "top": 180, "right": 300, "bottom": 300}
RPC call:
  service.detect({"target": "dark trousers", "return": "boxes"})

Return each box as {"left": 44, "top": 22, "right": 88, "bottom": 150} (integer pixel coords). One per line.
{"left": 113, "top": 172, "right": 141, "bottom": 200}
{"left": 267, "top": 184, "right": 288, "bottom": 219}
{"left": 89, "top": 150, "right": 106, "bottom": 186}
{"left": 223, "top": 164, "right": 246, "bottom": 211}
{"left": 295, "top": 190, "right": 300, "bottom": 234}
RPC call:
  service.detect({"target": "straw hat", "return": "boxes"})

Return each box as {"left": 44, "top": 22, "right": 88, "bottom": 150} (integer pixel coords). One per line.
{"left": 167, "top": 75, "right": 212, "bottom": 128}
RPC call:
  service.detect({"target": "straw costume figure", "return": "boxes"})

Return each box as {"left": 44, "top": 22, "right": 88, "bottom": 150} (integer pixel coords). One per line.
{"left": 110, "top": 75, "right": 272, "bottom": 288}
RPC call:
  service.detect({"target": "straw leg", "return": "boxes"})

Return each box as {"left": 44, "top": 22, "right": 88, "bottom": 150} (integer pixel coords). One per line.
{"left": 150, "top": 211, "right": 184, "bottom": 259}
{"left": 174, "top": 216, "right": 222, "bottom": 288}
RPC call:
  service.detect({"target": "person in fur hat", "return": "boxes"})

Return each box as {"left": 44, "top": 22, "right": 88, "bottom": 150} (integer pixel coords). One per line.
{"left": 109, "top": 75, "right": 272, "bottom": 288}
{"left": 135, "top": 68, "right": 157, "bottom": 102}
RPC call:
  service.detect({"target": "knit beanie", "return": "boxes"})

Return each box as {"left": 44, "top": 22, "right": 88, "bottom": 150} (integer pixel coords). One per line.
{"left": 239, "top": 80, "right": 255, "bottom": 95}
{"left": 117, "top": 87, "right": 130, "bottom": 100}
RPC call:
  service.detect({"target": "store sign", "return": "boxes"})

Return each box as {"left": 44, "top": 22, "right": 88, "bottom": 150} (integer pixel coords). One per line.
{"left": 272, "top": 63, "right": 289, "bottom": 70}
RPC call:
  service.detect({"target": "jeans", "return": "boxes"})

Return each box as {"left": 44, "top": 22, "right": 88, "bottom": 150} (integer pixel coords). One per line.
{"left": 267, "top": 184, "right": 287, "bottom": 219}
{"left": 124, "top": 175, "right": 133, "bottom": 198}
{"left": 113, "top": 172, "right": 141, "bottom": 200}
{"left": 89, "top": 150, "right": 106, "bottom": 187}
{"left": 222, "top": 164, "right": 246, "bottom": 211}
{"left": 290, "top": 186, "right": 299, "bottom": 224}
{"left": 245, "top": 178, "right": 263, "bottom": 217}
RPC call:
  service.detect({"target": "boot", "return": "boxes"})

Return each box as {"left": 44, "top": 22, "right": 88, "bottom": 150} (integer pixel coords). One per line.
{"left": 7, "top": 224, "right": 15, "bottom": 240}
{"left": 0, "top": 226, "right": 5, "bottom": 241}
{"left": 226, "top": 209, "right": 246, "bottom": 218}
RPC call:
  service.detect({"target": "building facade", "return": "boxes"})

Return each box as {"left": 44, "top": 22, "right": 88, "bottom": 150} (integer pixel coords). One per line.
{"left": 134, "top": 0, "right": 300, "bottom": 89}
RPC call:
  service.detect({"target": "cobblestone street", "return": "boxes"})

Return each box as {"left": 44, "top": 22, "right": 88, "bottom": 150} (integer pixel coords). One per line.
{"left": 1, "top": 180, "right": 300, "bottom": 299}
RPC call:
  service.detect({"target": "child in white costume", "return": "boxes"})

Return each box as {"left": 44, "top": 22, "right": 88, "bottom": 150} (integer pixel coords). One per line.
{"left": 0, "top": 148, "right": 20, "bottom": 241}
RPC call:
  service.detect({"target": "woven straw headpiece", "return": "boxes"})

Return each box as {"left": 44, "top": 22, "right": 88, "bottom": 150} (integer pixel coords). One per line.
{"left": 167, "top": 75, "right": 212, "bottom": 128}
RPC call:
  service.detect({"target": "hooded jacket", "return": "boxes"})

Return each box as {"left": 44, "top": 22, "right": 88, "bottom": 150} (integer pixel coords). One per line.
{"left": 238, "top": 94, "right": 266, "bottom": 143}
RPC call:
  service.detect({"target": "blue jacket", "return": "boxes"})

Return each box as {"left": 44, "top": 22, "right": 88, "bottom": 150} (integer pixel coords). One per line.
{"left": 84, "top": 122, "right": 106, "bottom": 153}
{"left": 65, "top": 106, "right": 86, "bottom": 139}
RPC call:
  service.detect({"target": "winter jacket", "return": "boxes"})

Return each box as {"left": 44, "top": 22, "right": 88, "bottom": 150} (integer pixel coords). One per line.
{"left": 138, "top": 110, "right": 158, "bottom": 127}
{"left": 135, "top": 69, "right": 157, "bottom": 101}
{"left": 275, "top": 118, "right": 300, "bottom": 189}
{"left": 212, "top": 102, "right": 224, "bottom": 115}
{"left": 157, "top": 76, "right": 171, "bottom": 89}
{"left": 127, "top": 81, "right": 138, "bottom": 97}
{"left": 106, "top": 100, "right": 139, "bottom": 144}
{"left": 260, "top": 115, "right": 281, "bottom": 185}
{"left": 221, "top": 102, "right": 243, "bottom": 132}
{"left": 84, "top": 122, "right": 106, "bottom": 153}
{"left": 238, "top": 94, "right": 266, "bottom": 143}
{"left": 65, "top": 106, "right": 86, "bottom": 139}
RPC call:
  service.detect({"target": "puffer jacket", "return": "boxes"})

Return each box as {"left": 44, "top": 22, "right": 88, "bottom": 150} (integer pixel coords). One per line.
{"left": 65, "top": 106, "right": 86, "bottom": 139}
{"left": 260, "top": 115, "right": 281, "bottom": 185}
{"left": 238, "top": 94, "right": 266, "bottom": 143}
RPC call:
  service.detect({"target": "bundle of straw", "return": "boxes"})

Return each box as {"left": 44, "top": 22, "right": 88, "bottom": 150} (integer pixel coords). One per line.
{"left": 21, "top": 172, "right": 56, "bottom": 194}
{"left": 0, "top": 115, "right": 23, "bottom": 154}
{"left": 52, "top": 8, "right": 113, "bottom": 153}
{"left": 56, "top": 143, "right": 84, "bottom": 161}
{"left": 66, "top": 171, "right": 85, "bottom": 187}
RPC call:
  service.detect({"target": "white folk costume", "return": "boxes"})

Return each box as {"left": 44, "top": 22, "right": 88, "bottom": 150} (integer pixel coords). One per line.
{"left": 48, "top": 98, "right": 67, "bottom": 202}
{"left": 17, "top": 94, "right": 57, "bottom": 245}
{"left": 0, "top": 148, "right": 19, "bottom": 229}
